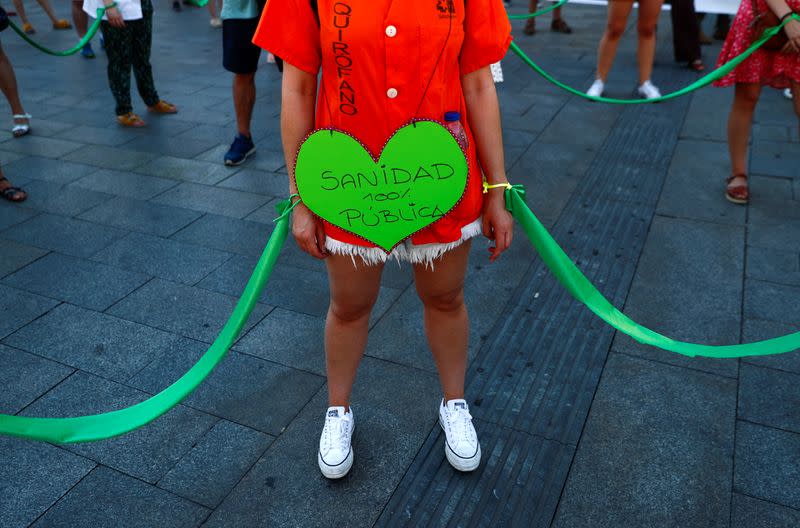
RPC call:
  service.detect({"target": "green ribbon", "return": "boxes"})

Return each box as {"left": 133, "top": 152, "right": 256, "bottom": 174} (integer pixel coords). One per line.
{"left": 508, "top": 0, "right": 568, "bottom": 19}
{"left": 506, "top": 186, "right": 800, "bottom": 358}
{"left": 509, "top": 14, "right": 800, "bottom": 104}
{"left": 0, "top": 200, "right": 291, "bottom": 444}
{"left": 8, "top": 6, "right": 111, "bottom": 57}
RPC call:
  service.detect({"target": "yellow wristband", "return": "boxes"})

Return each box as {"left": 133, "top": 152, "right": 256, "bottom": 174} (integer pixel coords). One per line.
{"left": 482, "top": 181, "right": 512, "bottom": 194}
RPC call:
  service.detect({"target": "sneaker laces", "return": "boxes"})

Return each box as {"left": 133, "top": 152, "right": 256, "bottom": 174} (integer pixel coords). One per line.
{"left": 322, "top": 413, "right": 350, "bottom": 452}
{"left": 448, "top": 405, "right": 476, "bottom": 444}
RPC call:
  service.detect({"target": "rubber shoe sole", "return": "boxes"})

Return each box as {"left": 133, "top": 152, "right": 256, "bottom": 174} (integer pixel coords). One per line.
{"left": 224, "top": 146, "right": 256, "bottom": 167}
{"left": 440, "top": 419, "right": 481, "bottom": 472}
{"left": 318, "top": 447, "right": 353, "bottom": 479}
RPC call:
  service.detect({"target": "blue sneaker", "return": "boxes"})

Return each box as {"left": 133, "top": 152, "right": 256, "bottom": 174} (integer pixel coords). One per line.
{"left": 80, "top": 43, "right": 95, "bottom": 59}
{"left": 224, "top": 134, "right": 256, "bottom": 166}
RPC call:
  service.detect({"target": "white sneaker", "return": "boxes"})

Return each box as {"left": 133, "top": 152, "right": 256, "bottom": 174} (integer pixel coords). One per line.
{"left": 784, "top": 88, "right": 793, "bottom": 100}
{"left": 587, "top": 78, "right": 605, "bottom": 98}
{"left": 439, "top": 399, "right": 481, "bottom": 472}
{"left": 210, "top": 17, "right": 222, "bottom": 28}
{"left": 318, "top": 406, "right": 354, "bottom": 479}
{"left": 637, "top": 80, "right": 662, "bottom": 100}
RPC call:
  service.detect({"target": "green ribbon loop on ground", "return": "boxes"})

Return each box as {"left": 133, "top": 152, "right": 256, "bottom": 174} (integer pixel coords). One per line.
{"left": 507, "top": 0, "right": 568, "bottom": 19}
{"left": 8, "top": 6, "right": 111, "bottom": 57}
{"left": 0, "top": 200, "right": 291, "bottom": 444}
{"left": 506, "top": 186, "right": 800, "bottom": 358}
{"left": 509, "top": 14, "right": 799, "bottom": 104}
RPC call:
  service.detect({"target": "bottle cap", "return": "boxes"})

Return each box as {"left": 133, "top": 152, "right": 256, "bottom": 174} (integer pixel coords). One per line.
{"left": 444, "top": 111, "right": 460, "bottom": 122}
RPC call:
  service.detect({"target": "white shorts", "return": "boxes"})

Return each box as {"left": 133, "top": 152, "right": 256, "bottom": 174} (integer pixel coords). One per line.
{"left": 324, "top": 218, "right": 483, "bottom": 267}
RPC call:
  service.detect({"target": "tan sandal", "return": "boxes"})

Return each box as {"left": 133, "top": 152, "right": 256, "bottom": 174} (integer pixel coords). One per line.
{"left": 725, "top": 174, "right": 748, "bottom": 205}
{"left": 147, "top": 100, "right": 178, "bottom": 114}
{"left": 117, "top": 112, "right": 146, "bottom": 127}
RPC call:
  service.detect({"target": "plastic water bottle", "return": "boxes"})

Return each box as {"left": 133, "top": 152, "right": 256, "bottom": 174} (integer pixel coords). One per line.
{"left": 444, "top": 111, "right": 468, "bottom": 152}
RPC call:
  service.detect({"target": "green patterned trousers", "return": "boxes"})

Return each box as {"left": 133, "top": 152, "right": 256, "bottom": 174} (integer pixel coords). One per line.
{"left": 101, "top": 0, "right": 159, "bottom": 116}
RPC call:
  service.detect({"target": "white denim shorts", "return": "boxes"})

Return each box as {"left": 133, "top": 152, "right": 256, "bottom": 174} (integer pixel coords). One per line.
{"left": 324, "top": 218, "right": 483, "bottom": 267}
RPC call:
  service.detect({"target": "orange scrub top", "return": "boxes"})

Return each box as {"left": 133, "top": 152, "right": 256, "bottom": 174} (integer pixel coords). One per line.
{"left": 253, "top": 0, "right": 512, "bottom": 247}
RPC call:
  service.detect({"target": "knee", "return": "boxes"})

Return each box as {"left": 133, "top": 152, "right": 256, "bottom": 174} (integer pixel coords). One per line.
{"left": 637, "top": 22, "right": 656, "bottom": 39}
{"left": 329, "top": 297, "right": 375, "bottom": 323}
{"left": 418, "top": 287, "right": 465, "bottom": 314}
{"left": 736, "top": 87, "right": 761, "bottom": 109}
{"left": 605, "top": 23, "right": 626, "bottom": 41}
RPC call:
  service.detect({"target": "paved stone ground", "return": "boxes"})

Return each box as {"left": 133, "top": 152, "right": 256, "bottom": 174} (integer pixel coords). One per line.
{"left": 1, "top": 3, "right": 799, "bottom": 527}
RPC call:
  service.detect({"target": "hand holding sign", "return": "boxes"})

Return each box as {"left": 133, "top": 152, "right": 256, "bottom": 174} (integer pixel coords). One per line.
{"left": 294, "top": 121, "right": 469, "bottom": 252}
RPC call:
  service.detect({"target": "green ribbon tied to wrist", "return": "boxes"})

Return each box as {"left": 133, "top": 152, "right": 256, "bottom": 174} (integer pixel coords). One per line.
{"left": 505, "top": 185, "right": 800, "bottom": 358}
{"left": 8, "top": 4, "right": 114, "bottom": 56}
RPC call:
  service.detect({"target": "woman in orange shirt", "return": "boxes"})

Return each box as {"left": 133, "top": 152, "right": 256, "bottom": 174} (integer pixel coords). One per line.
{"left": 255, "top": 0, "right": 513, "bottom": 479}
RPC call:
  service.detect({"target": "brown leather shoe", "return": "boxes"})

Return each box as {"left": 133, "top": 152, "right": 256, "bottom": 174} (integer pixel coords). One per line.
{"left": 523, "top": 19, "right": 535, "bottom": 35}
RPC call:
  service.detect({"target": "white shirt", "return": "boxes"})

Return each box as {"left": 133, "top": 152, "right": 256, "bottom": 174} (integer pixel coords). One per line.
{"left": 83, "top": 0, "right": 143, "bottom": 21}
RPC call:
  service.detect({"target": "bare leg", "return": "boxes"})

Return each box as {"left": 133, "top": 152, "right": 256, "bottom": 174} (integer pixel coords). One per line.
{"left": 596, "top": 0, "right": 634, "bottom": 82}
{"left": 727, "top": 83, "right": 761, "bottom": 177}
{"left": 72, "top": 0, "right": 88, "bottom": 38}
{"left": 554, "top": 6, "right": 562, "bottom": 21}
{"left": 35, "top": 0, "right": 62, "bottom": 25}
{"left": 635, "top": 0, "right": 664, "bottom": 84}
{"left": 233, "top": 72, "right": 256, "bottom": 137}
{"left": 791, "top": 80, "right": 800, "bottom": 141}
{"left": 207, "top": 0, "right": 217, "bottom": 18}
{"left": 12, "top": 0, "right": 30, "bottom": 27}
{"left": 325, "top": 255, "right": 384, "bottom": 408}
{"left": 414, "top": 242, "right": 471, "bottom": 402}
{"left": 0, "top": 44, "right": 27, "bottom": 119}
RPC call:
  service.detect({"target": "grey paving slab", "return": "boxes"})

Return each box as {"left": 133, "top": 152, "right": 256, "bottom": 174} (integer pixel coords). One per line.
{"left": 0, "top": 202, "right": 39, "bottom": 231}
{"left": 731, "top": 494, "right": 800, "bottom": 528}
{"left": 0, "top": 284, "right": 59, "bottom": 339}
{"left": 171, "top": 214, "right": 272, "bottom": 257}
{"left": 78, "top": 196, "right": 203, "bottom": 237}
{"left": 123, "top": 134, "right": 221, "bottom": 159}
{"left": 0, "top": 213, "right": 127, "bottom": 258}
{"left": 32, "top": 466, "right": 209, "bottom": 528}
{"left": 194, "top": 145, "right": 287, "bottom": 173}
{"left": 0, "top": 238, "right": 47, "bottom": 279}
{"left": 739, "top": 363, "right": 800, "bottom": 434}
{"left": 92, "top": 231, "right": 231, "bottom": 285}
{"left": 680, "top": 85, "right": 731, "bottom": 142}
{"left": 747, "top": 245, "right": 800, "bottom": 288}
{"left": 108, "top": 278, "right": 271, "bottom": 344}
{"left": 538, "top": 99, "right": 622, "bottom": 149}
{"left": 158, "top": 420, "right": 273, "bottom": 508}
{"left": 0, "top": 344, "right": 73, "bottom": 414}
{"left": 748, "top": 217, "right": 800, "bottom": 251}
{"left": 216, "top": 168, "right": 289, "bottom": 197}
{"left": 134, "top": 155, "right": 235, "bottom": 185}
{"left": 70, "top": 169, "right": 179, "bottom": 200}
{"left": 130, "top": 345, "right": 322, "bottom": 435}
{"left": 2, "top": 252, "right": 150, "bottom": 311}
{"left": 377, "top": 420, "right": 574, "bottom": 528}
{"left": 612, "top": 216, "right": 743, "bottom": 378}
{"left": 235, "top": 308, "right": 326, "bottom": 375}
{"left": 12, "top": 179, "right": 112, "bottom": 217}
{"left": 553, "top": 353, "right": 736, "bottom": 528}
{"left": 62, "top": 145, "right": 159, "bottom": 171}
{"left": 657, "top": 139, "right": 746, "bottom": 225}
{"left": 197, "top": 256, "right": 333, "bottom": 317}
{"left": 52, "top": 124, "right": 139, "bottom": 147}
{"left": 3, "top": 303, "right": 185, "bottom": 383}
{"left": 750, "top": 140, "right": 800, "bottom": 177}
{"left": 0, "top": 135, "right": 83, "bottom": 159}
{"left": 0, "top": 437, "right": 95, "bottom": 528}
{"left": 743, "top": 318, "right": 800, "bottom": 374}
{"left": 745, "top": 279, "right": 800, "bottom": 327}
{"left": 23, "top": 371, "right": 217, "bottom": 484}
{"left": 2, "top": 156, "right": 100, "bottom": 185}
{"left": 151, "top": 182, "right": 269, "bottom": 218}
{"left": 749, "top": 174, "right": 795, "bottom": 201}
{"left": 204, "top": 357, "right": 439, "bottom": 528}
{"left": 242, "top": 197, "right": 281, "bottom": 224}
{"left": 734, "top": 421, "right": 800, "bottom": 510}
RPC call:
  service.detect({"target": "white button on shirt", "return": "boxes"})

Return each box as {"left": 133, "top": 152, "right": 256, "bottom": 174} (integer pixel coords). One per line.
{"left": 385, "top": 25, "right": 397, "bottom": 37}
{"left": 386, "top": 88, "right": 398, "bottom": 99}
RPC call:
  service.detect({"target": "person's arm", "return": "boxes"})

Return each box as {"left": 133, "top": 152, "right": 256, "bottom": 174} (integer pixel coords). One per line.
{"left": 765, "top": 0, "right": 800, "bottom": 52}
{"left": 462, "top": 65, "right": 514, "bottom": 262}
{"left": 103, "top": 0, "right": 124, "bottom": 27}
{"left": 281, "top": 62, "right": 328, "bottom": 259}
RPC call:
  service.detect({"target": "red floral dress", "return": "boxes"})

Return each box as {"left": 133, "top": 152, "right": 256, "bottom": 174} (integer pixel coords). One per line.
{"left": 714, "top": 0, "right": 800, "bottom": 88}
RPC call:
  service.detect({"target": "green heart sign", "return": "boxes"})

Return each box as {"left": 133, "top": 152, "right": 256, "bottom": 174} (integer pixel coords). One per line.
{"left": 294, "top": 120, "right": 469, "bottom": 252}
